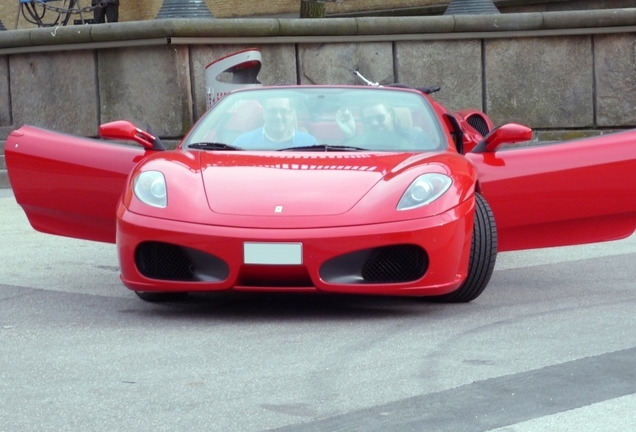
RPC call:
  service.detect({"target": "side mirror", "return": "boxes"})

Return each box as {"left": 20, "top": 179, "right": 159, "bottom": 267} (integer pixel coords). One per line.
{"left": 99, "top": 120, "right": 165, "bottom": 151}
{"left": 471, "top": 123, "right": 532, "bottom": 153}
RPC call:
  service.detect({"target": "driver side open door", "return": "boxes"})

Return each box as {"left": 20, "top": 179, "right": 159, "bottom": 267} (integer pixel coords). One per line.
{"left": 466, "top": 129, "right": 636, "bottom": 252}
{"left": 5, "top": 125, "right": 148, "bottom": 243}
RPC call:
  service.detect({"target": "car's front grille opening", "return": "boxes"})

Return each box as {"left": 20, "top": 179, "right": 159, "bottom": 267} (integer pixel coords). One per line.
{"left": 136, "top": 242, "right": 194, "bottom": 280}
{"left": 467, "top": 114, "right": 490, "bottom": 136}
{"left": 361, "top": 245, "right": 427, "bottom": 283}
{"left": 320, "top": 244, "right": 428, "bottom": 284}
{"left": 135, "top": 241, "right": 229, "bottom": 282}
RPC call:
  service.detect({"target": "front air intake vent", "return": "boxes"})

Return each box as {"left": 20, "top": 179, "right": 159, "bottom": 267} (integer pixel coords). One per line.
{"left": 135, "top": 242, "right": 229, "bottom": 282}
{"left": 320, "top": 244, "right": 428, "bottom": 284}
{"left": 136, "top": 242, "right": 195, "bottom": 280}
{"left": 361, "top": 245, "right": 427, "bottom": 283}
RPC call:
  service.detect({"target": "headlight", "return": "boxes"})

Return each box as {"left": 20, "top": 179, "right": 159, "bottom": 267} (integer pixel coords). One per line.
{"left": 397, "top": 173, "right": 452, "bottom": 210}
{"left": 133, "top": 171, "right": 167, "bottom": 208}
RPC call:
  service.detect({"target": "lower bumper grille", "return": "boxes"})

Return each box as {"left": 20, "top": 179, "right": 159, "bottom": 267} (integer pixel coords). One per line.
{"left": 135, "top": 241, "right": 229, "bottom": 282}
{"left": 320, "top": 244, "right": 428, "bottom": 284}
{"left": 362, "top": 245, "right": 427, "bottom": 283}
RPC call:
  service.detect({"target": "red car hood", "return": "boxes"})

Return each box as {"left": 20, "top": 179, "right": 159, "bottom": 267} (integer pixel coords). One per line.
{"left": 200, "top": 152, "right": 415, "bottom": 216}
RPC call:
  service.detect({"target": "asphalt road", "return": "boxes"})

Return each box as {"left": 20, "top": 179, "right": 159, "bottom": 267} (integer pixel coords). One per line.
{"left": 1, "top": 188, "right": 635, "bottom": 432}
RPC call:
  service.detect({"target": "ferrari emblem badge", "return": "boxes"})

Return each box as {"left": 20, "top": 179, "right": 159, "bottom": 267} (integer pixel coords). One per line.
{"left": 275, "top": 206, "right": 283, "bottom": 213}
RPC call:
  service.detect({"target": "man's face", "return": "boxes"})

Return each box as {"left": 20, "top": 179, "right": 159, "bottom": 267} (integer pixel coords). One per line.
{"left": 263, "top": 98, "right": 294, "bottom": 136}
{"left": 361, "top": 103, "right": 394, "bottom": 132}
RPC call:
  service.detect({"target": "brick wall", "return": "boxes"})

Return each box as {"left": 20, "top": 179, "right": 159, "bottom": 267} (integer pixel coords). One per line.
{"left": 0, "top": 1, "right": 30, "bottom": 29}
{"left": 1, "top": 0, "right": 440, "bottom": 29}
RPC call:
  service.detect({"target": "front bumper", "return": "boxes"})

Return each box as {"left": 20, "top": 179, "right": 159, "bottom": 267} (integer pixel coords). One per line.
{"left": 117, "top": 199, "right": 474, "bottom": 297}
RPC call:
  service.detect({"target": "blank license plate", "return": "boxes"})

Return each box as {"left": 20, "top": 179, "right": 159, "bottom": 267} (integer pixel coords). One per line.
{"left": 243, "top": 242, "right": 303, "bottom": 265}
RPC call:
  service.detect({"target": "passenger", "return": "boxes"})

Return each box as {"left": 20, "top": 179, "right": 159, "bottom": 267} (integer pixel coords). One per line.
{"left": 336, "top": 100, "right": 432, "bottom": 149}
{"left": 233, "top": 97, "right": 317, "bottom": 149}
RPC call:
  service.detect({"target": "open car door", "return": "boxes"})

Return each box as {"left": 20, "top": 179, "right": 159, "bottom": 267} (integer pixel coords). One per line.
{"left": 5, "top": 125, "right": 149, "bottom": 243}
{"left": 466, "top": 129, "right": 636, "bottom": 251}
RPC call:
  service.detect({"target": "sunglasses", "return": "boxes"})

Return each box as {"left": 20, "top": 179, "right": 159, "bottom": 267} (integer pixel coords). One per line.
{"left": 265, "top": 108, "right": 292, "bottom": 117}
{"left": 362, "top": 113, "right": 386, "bottom": 125}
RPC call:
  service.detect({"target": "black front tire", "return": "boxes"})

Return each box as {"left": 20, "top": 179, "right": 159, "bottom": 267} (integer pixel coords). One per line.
{"left": 434, "top": 193, "right": 497, "bottom": 303}
{"left": 134, "top": 291, "right": 189, "bottom": 303}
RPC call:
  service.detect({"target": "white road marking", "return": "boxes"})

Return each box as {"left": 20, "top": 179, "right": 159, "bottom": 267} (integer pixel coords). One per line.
{"left": 488, "top": 393, "right": 636, "bottom": 431}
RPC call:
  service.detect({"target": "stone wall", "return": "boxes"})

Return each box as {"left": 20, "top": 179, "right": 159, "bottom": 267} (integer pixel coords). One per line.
{"left": 1, "top": 9, "right": 635, "bottom": 138}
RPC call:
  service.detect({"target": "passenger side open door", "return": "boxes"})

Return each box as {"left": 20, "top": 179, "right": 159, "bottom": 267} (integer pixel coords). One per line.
{"left": 466, "top": 127, "right": 636, "bottom": 251}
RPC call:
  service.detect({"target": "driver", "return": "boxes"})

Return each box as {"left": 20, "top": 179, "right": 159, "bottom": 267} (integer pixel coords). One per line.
{"left": 234, "top": 97, "right": 318, "bottom": 149}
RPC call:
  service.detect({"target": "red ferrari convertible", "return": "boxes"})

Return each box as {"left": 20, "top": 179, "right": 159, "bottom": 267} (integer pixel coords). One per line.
{"left": 5, "top": 85, "right": 636, "bottom": 302}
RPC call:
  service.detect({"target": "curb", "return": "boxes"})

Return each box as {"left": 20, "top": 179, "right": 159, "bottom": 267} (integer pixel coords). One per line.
{"left": 0, "top": 134, "right": 7, "bottom": 189}
{"left": 0, "top": 170, "right": 8, "bottom": 189}
{"left": 0, "top": 126, "right": 13, "bottom": 141}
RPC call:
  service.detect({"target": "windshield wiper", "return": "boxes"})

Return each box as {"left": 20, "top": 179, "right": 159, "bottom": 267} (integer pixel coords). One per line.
{"left": 278, "top": 144, "right": 367, "bottom": 152}
{"left": 188, "top": 142, "right": 242, "bottom": 151}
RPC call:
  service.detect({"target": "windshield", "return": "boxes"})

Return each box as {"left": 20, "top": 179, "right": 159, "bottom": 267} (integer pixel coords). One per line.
{"left": 184, "top": 87, "right": 447, "bottom": 152}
